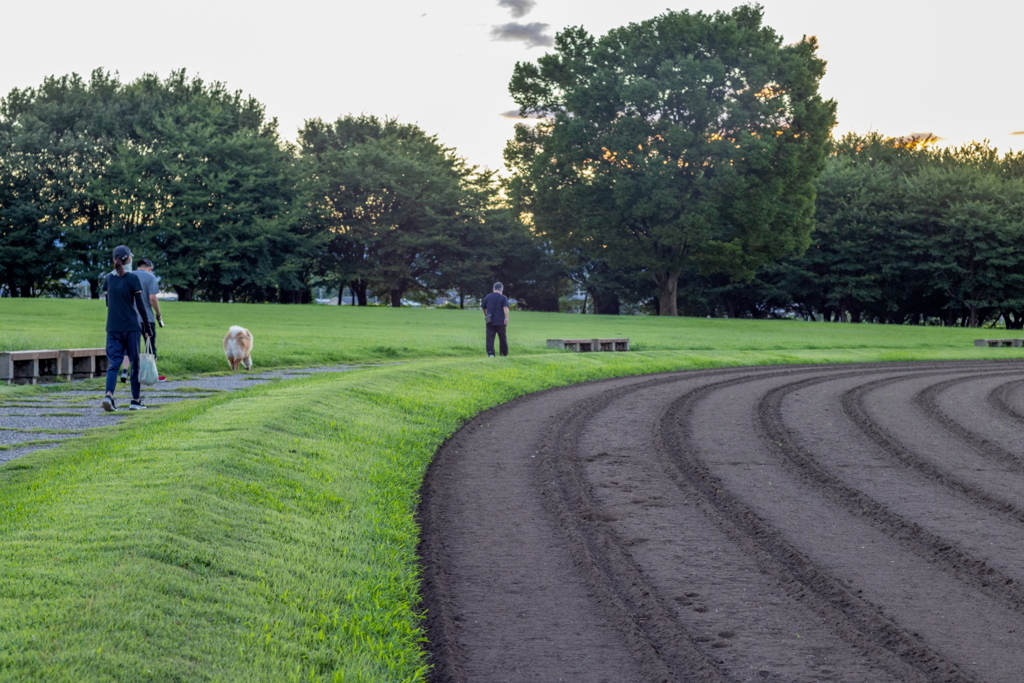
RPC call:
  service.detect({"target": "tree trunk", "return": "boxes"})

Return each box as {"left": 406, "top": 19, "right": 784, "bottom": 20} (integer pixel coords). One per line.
{"left": 89, "top": 277, "right": 102, "bottom": 299}
{"left": 390, "top": 289, "right": 403, "bottom": 308}
{"left": 591, "top": 290, "right": 621, "bottom": 315}
{"left": 173, "top": 285, "right": 194, "bottom": 302}
{"left": 350, "top": 280, "right": 368, "bottom": 306}
{"left": 653, "top": 271, "right": 680, "bottom": 317}
{"left": 338, "top": 283, "right": 345, "bottom": 305}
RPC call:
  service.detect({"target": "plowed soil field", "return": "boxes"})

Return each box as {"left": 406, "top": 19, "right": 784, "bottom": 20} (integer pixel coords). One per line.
{"left": 418, "top": 360, "right": 1024, "bottom": 682}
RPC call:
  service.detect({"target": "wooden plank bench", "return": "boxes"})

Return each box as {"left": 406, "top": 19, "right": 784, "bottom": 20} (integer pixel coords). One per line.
{"left": 1, "top": 348, "right": 108, "bottom": 384}
{"left": 547, "top": 338, "right": 630, "bottom": 352}
{"left": 974, "top": 339, "right": 1024, "bottom": 348}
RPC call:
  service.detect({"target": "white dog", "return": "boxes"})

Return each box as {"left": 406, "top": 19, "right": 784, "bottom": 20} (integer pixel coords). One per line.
{"left": 223, "top": 326, "right": 253, "bottom": 371}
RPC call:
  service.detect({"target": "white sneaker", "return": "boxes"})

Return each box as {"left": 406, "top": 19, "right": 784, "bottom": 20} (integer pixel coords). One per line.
{"left": 101, "top": 396, "right": 116, "bottom": 412}
{"left": 129, "top": 400, "right": 147, "bottom": 410}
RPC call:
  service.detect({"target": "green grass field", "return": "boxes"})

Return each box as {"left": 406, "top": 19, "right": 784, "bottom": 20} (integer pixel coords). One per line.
{"left": 0, "top": 298, "right": 1014, "bottom": 377}
{"left": 1, "top": 300, "right": 1021, "bottom": 681}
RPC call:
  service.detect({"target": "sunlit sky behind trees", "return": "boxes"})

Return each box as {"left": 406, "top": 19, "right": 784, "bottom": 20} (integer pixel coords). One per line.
{"left": 4, "top": 0, "right": 1022, "bottom": 172}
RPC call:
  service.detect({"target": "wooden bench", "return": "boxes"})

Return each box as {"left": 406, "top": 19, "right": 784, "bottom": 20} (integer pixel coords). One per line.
{"left": 1, "top": 348, "right": 108, "bottom": 384}
{"left": 547, "top": 338, "right": 630, "bottom": 352}
{"left": 974, "top": 339, "right": 1024, "bottom": 348}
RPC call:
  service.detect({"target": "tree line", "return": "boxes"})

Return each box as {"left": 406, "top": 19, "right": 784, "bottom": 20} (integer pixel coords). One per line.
{"left": 0, "top": 69, "right": 560, "bottom": 308}
{"left": 677, "top": 134, "right": 1024, "bottom": 327}
{"left": 3, "top": 6, "right": 1023, "bottom": 326}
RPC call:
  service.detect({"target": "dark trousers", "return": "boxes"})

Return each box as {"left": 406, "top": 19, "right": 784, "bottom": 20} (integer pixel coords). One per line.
{"left": 106, "top": 330, "right": 141, "bottom": 400}
{"left": 486, "top": 324, "right": 508, "bottom": 356}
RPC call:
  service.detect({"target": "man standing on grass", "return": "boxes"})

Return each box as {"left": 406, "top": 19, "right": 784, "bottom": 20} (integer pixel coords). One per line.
{"left": 482, "top": 282, "right": 509, "bottom": 357}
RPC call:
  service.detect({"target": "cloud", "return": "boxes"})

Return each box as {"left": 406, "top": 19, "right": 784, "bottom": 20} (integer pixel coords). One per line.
{"left": 500, "top": 109, "right": 551, "bottom": 119}
{"left": 497, "top": 0, "right": 537, "bottom": 18}
{"left": 491, "top": 22, "right": 554, "bottom": 48}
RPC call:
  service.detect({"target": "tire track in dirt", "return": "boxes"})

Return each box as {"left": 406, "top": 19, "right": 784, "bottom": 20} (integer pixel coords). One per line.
{"left": 535, "top": 374, "right": 734, "bottom": 683}
{"left": 661, "top": 370, "right": 964, "bottom": 683}
{"left": 914, "top": 374, "right": 1024, "bottom": 473}
{"left": 843, "top": 371, "right": 1024, "bottom": 504}
{"left": 419, "top": 360, "right": 1024, "bottom": 682}
{"left": 840, "top": 371, "right": 1024, "bottom": 526}
{"left": 990, "top": 377, "right": 1024, "bottom": 418}
{"left": 760, "top": 370, "right": 1024, "bottom": 616}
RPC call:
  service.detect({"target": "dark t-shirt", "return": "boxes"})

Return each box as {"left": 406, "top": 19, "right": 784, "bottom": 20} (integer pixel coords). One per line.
{"left": 482, "top": 292, "right": 508, "bottom": 326}
{"left": 104, "top": 272, "right": 144, "bottom": 332}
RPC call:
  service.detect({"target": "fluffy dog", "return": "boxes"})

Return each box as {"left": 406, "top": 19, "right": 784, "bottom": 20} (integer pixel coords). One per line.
{"left": 223, "top": 326, "right": 253, "bottom": 371}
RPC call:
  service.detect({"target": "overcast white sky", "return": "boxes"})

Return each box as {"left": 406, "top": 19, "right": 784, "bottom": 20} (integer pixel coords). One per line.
{"left": 4, "top": 0, "right": 1022, "bottom": 171}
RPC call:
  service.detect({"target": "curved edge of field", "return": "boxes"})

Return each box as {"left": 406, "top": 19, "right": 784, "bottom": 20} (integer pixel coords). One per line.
{"left": 1, "top": 349, "right": 1021, "bottom": 682}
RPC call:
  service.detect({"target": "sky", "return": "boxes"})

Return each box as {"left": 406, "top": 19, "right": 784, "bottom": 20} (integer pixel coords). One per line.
{"left": 3, "top": 0, "right": 1022, "bottom": 172}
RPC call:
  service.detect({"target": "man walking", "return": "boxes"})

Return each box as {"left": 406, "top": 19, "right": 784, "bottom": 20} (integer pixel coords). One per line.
{"left": 482, "top": 282, "right": 509, "bottom": 357}
{"left": 135, "top": 258, "right": 166, "bottom": 380}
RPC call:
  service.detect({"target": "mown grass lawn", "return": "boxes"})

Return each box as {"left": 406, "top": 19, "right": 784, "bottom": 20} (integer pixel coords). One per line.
{"left": 1, "top": 301, "right": 1021, "bottom": 681}
{"left": 0, "top": 298, "right": 1014, "bottom": 377}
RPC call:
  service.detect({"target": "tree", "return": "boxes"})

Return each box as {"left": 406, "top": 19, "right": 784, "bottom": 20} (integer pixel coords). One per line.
{"left": 0, "top": 70, "right": 129, "bottom": 297}
{"left": 0, "top": 118, "right": 71, "bottom": 296}
{"left": 97, "top": 71, "right": 297, "bottom": 302}
{"left": 424, "top": 186, "right": 506, "bottom": 309}
{"left": 1, "top": 69, "right": 298, "bottom": 302}
{"left": 299, "top": 115, "right": 494, "bottom": 307}
{"left": 490, "top": 220, "right": 571, "bottom": 312}
{"left": 506, "top": 4, "right": 836, "bottom": 315}
{"left": 903, "top": 160, "right": 1024, "bottom": 327}
{"left": 792, "top": 136, "right": 912, "bottom": 322}
{"left": 765, "top": 135, "right": 1024, "bottom": 327}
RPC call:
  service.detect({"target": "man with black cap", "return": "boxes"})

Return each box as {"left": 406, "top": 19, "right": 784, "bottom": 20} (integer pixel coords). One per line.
{"left": 101, "top": 245, "right": 153, "bottom": 411}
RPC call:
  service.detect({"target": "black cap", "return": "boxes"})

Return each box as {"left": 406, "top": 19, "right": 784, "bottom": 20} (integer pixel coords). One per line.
{"left": 113, "top": 245, "right": 133, "bottom": 261}
{"left": 138, "top": 258, "right": 154, "bottom": 268}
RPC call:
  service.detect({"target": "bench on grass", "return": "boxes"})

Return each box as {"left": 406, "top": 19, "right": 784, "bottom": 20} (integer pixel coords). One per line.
{"left": 1, "top": 348, "right": 109, "bottom": 384}
{"left": 974, "top": 339, "right": 1024, "bottom": 348}
{"left": 547, "top": 338, "right": 630, "bottom": 352}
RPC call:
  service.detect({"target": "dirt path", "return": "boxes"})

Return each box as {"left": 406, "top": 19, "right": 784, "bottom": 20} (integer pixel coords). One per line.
{"left": 418, "top": 360, "right": 1024, "bottom": 682}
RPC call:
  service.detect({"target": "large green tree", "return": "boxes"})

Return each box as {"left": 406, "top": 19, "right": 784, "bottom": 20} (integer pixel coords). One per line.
{"left": 506, "top": 4, "right": 836, "bottom": 315}
{"left": 903, "top": 149, "right": 1024, "bottom": 327}
{"left": 299, "top": 115, "right": 494, "bottom": 307}
{"left": 1, "top": 69, "right": 297, "bottom": 302}
{"left": 97, "top": 71, "right": 297, "bottom": 302}
{"left": 0, "top": 70, "right": 129, "bottom": 297}
{"left": 0, "top": 117, "right": 68, "bottom": 296}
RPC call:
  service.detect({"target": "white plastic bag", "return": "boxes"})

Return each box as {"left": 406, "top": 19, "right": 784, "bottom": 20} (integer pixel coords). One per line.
{"left": 139, "top": 338, "right": 158, "bottom": 386}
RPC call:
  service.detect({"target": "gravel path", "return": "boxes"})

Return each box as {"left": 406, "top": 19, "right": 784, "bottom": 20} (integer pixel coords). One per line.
{"left": 0, "top": 365, "right": 363, "bottom": 465}
{"left": 418, "top": 359, "right": 1024, "bottom": 683}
